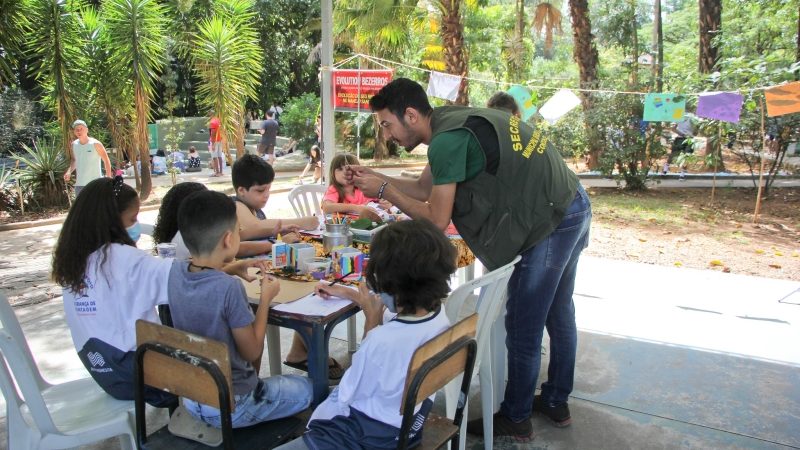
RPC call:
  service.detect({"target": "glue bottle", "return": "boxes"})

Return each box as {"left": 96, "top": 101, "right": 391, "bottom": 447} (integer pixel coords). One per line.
{"left": 272, "top": 233, "right": 288, "bottom": 269}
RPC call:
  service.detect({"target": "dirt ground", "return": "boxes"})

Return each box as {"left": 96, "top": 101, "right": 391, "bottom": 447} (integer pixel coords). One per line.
{"left": 585, "top": 187, "right": 800, "bottom": 281}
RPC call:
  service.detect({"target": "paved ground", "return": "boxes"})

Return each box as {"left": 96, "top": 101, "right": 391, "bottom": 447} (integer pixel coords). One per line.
{"left": 1, "top": 179, "right": 799, "bottom": 449}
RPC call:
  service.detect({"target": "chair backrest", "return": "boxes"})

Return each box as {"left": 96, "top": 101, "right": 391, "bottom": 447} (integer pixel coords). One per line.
{"left": 288, "top": 184, "right": 326, "bottom": 218}
{"left": 0, "top": 294, "right": 59, "bottom": 434}
{"left": 400, "top": 314, "right": 477, "bottom": 411}
{"left": 397, "top": 314, "right": 478, "bottom": 450}
{"left": 135, "top": 320, "right": 232, "bottom": 410}
{"left": 444, "top": 255, "right": 521, "bottom": 353}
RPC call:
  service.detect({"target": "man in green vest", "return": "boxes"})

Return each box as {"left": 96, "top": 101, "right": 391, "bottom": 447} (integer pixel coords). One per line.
{"left": 348, "top": 78, "right": 592, "bottom": 441}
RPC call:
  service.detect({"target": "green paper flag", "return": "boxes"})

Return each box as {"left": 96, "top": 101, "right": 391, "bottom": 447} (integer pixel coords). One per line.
{"left": 507, "top": 85, "right": 538, "bottom": 121}
{"left": 643, "top": 93, "right": 686, "bottom": 122}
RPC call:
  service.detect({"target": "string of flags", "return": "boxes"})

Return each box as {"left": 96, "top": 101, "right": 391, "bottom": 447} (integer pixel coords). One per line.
{"left": 336, "top": 53, "right": 800, "bottom": 124}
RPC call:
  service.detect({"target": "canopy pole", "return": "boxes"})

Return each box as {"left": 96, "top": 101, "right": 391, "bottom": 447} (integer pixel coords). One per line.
{"left": 321, "top": 0, "right": 335, "bottom": 170}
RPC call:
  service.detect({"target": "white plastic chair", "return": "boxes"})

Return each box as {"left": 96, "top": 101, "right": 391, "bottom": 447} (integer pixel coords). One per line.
{"left": 443, "top": 255, "right": 521, "bottom": 450}
{"left": 287, "top": 184, "right": 326, "bottom": 218}
{"left": 0, "top": 294, "right": 136, "bottom": 450}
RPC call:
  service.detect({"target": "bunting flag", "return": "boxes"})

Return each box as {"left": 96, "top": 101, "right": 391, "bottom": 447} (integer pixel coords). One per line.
{"left": 765, "top": 82, "right": 800, "bottom": 117}
{"left": 696, "top": 92, "right": 744, "bottom": 123}
{"left": 506, "top": 85, "right": 538, "bottom": 121}
{"left": 426, "top": 71, "right": 462, "bottom": 101}
{"left": 538, "top": 89, "right": 582, "bottom": 124}
{"left": 643, "top": 93, "right": 686, "bottom": 122}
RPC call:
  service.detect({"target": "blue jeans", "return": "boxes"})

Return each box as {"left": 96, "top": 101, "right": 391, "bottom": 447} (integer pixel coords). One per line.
{"left": 499, "top": 184, "right": 591, "bottom": 422}
{"left": 184, "top": 375, "right": 312, "bottom": 428}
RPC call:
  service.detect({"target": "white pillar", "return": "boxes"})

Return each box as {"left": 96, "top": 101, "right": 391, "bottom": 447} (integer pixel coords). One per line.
{"left": 321, "top": 0, "right": 335, "bottom": 167}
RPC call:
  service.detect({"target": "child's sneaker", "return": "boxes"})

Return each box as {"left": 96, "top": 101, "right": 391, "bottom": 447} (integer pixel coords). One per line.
{"left": 466, "top": 412, "right": 533, "bottom": 441}
{"left": 532, "top": 395, "right": 572, "bottom": 428}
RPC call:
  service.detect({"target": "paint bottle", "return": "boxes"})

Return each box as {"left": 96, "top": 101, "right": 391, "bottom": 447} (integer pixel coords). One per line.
{"left": 272, "top": 233, "right": 288, "bottom": 269}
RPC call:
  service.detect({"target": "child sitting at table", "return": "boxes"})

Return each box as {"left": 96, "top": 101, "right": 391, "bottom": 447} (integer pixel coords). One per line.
{"left": 321, "top": 153, "right": 391, "bottom": 223}
{"left": 152, "top": 181, "right": 208, "bottom": 261}
{"left": 168, "top": 190, "right": 313, "bottom": 428}
{"left": 51, "top": 177, "right": 263, "bottom": 407}
{"left": 275, "top": 219, "right": 457, "bottom": 450}
{"left": 232, "top": 154, "right": 318, "bottom": 257}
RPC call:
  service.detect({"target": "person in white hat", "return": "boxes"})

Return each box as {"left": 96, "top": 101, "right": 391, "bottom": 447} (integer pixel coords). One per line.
{"left": 63, "top": 119, "right": 113, "bottom": 196}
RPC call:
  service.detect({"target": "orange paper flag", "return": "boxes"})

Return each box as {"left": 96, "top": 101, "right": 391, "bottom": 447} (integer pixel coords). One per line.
{"left": 765, "top": 81, "right": 800, "bottom": 117}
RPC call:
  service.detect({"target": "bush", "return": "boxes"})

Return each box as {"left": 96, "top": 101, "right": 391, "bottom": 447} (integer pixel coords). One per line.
{"left": 12, "top": 138, "right": 70, "bottom": 208}
{"left": 281, "top": 93, "right": 320, "bottom": 150}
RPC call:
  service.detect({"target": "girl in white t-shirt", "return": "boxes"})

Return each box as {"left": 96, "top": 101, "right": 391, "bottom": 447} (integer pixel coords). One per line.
{"left": 52, "top": 176, "right": 263, "bottom": 406}
{"left": 276, "top": 219, "right": 457, "bottom": 450}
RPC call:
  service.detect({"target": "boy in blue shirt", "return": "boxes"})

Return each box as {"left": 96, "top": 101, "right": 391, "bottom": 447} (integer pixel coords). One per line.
{"left": 167, "top": 190, "right": 312, "bottom": 428}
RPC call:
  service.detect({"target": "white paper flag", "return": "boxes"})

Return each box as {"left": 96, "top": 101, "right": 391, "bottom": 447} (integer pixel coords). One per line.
{"left": 426, "top": 71, "right": 462, "bottom": 101}
{"left": 538, "top": 89, "right": 582, "bottom": 124}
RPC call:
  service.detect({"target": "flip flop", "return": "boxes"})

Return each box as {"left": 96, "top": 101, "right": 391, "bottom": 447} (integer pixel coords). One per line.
{"left": 284, "top": 358, "right": 344, "bottom": 380}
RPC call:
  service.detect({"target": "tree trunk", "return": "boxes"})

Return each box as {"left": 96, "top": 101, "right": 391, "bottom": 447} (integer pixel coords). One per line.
{"left": 796, "top": 5, "right": 799, "bottom": 81}
{"left": 234, "top": 108, "right": 246, "bottom": 159}
{"left": 698, "top": 0, "right": 722, "bottom": 73}
{"left": 629, "top": 0, "right": 639, "bottom": 86}
{"left": 568, "top": 0, "right": 601, "bottom": 168}
{"left": 373, "top": 116, "right": 388, "bottom": 161}
{"left": 653, "top": 0, "right": 663, "bottom": 91}
{"left": 135, "top": 81, "right": 152, "bottom": 200}
{"left": 439, "top": 0, "right": 469, "bottom": 105}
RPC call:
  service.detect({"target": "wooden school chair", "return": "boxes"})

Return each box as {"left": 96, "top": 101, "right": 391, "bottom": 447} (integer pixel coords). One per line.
{"left": 397, "top": 314, "right": 478, "bottom": 450}
{"left": 134, "top": 320, "right": 303, "bottom": 450}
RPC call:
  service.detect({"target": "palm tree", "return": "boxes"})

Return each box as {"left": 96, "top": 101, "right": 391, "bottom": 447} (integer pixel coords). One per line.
{"left": 531, "top": 2, "right": 563, "bottom": 59}
{"left": 698, "top": 0, "right": 721, "bottom": 73}
{"left": 104, "top": 0, "right": 167, "bottom": 200}
{"left": 432, "top": 0, "right": 469, "bottom": 105}
{"left": 28, "top": 0, "right": 83, "bottom": 156}
{"left": 0, "top": 0, "right": 31, "bottom": 87}
{"left": 190, "top": 11, "right": 260, "bottom": 160}
{"left": 567, "top": 0, "right": 600, "bottom": 168}
{"left": 208, "top": 0, "right": 261, "bottom": 159}
{"left": 78, "top": 7, "right": 134, "bottom": 177}
{"left": 503, "top": 0, "right": 527, "bottom": 81}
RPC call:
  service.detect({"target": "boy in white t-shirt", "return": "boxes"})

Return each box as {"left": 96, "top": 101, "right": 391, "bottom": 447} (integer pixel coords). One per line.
{"left": 63, "top": 119, "right": 113, "bottom": 196}
{"left": 275, "top": 219, "right": 458, "bottom": 450}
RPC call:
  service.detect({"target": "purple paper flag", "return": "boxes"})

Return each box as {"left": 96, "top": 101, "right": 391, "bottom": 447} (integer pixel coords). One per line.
{"left": 696, "top": 92, "right": 744, "bottom": 123}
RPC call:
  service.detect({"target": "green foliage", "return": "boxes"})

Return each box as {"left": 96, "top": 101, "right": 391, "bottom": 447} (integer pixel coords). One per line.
{"left": 280, "top": 92, "right": 320, "bottom": 149}
{"left": 0, "top": 0, "right": 30, "bottom": 87}
{"left": 0, "top": 165, "right": 22, "bottom": 212}
{"left": 12, "top": 138, "right": 69, "bottom": 208}
{"left": 542, "top": 112, "right": 589, "bottom": 164}
{"left": 253, "top": 0, "right": 320, "bottom": 109}
{"left": 593, "top": 92, "right": 666, "bottom": 190}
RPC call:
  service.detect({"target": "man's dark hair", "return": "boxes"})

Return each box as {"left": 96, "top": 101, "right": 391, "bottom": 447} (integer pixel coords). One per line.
{"left": 369, "top": 78, "right": 433, "bottom": 123}
{"left": 232, "top": 154, "right": 275, "bottom": 189}
{"left": 487, "top": 91, "right": 520, "bottom": 115}
{"left": 152, "top": 182, "right": 208, "bottom": 246}
{"left": 178, "top": 191, "right": 237, "bottom": 256}
{"left": 266, "top": 111, "right": 275, "bottom": 118}
{"left": 365, "top": 219, "right": 457, "bottom": 315}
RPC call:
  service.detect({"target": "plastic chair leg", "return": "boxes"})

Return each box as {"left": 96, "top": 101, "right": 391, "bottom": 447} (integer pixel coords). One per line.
{"left": 479, "top": 355, "right": 494, "bottom": 450}
{"left": 491, "top": 317, "right": 507, "bottom": 411}
{"left": 267, "top": 325, "right": 283, "bottom": 376}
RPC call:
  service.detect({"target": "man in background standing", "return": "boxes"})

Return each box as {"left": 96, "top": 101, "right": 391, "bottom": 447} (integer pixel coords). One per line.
{"left": 63, "top": 119, "right": 113, "bottom": 196}
{"left": 258, "top": 110, "right": 279, "bottom": 165}
{"left": 209, "top": 112, "right": 224, "bottom": 177}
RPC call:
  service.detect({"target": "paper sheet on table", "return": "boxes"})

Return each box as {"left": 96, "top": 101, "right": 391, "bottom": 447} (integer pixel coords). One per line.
{"left": 243, "top": 278, "right": 316, "bottom": 304}
{"left": 272, "top": 292, "right": 353, "bottom": 316}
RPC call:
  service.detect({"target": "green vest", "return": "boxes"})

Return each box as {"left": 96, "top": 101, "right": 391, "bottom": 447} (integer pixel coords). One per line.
{"left": 430, "top": 106, "right": 579, "bottom": 270}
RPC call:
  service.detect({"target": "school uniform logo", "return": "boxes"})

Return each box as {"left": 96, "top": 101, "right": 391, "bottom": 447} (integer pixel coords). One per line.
{"left": 86, "top": 351, "right": 112, "bottom": 373}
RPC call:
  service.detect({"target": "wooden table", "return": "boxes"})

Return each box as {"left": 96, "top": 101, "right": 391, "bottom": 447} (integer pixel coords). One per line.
{"left": 244, "top": 234, "right": 476, "bottom": 405}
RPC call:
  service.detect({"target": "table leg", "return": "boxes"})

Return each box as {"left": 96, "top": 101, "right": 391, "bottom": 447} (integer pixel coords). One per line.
{"left": 347, "top": 315, "right": 358, "bottom": 353}
{"left": 301, "top": 324, "right": 329, "bottom": 406}
{"left": 266, "top": 325, "right": 282, "bottom": 376}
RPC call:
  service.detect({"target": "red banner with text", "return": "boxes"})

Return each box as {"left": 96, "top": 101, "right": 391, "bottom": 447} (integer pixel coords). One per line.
{"left": 332, "top": 69, "right": 393, "bottom": 112}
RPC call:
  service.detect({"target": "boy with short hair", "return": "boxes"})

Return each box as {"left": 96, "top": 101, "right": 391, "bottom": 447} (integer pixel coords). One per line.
{"left": 232, "top": 154, "right": 318, "bottom": 257}
{"left": 168, "top": 190, "right": 312, "bottom": 428}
